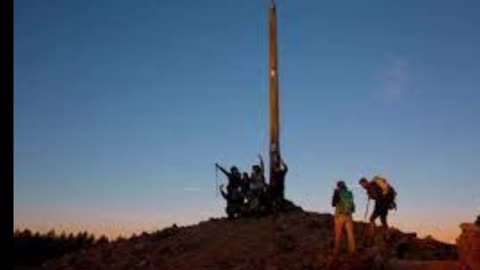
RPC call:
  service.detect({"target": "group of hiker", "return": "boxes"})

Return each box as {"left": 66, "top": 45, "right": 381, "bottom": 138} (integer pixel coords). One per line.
{"left": 215, "top": 157, "right": 398, "bottom": 255}
{"left": 332, "top": 175, "right": 397, "bottom": 255}
{"left": 215, "top": 154, "right": 288, "bottom": 219}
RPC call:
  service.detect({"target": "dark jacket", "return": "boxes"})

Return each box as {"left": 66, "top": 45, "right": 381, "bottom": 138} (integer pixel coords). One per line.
{"left": 366, "top": 182, "right": 384, "bottom": 201}
{"left": 332, "top": 189, "right": 340, "bottom": 207}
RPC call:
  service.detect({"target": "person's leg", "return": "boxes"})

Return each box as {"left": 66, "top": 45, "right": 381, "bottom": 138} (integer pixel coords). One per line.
{"left": 370, "top": 200, "right": 381, "bottom": 222}
{"left": 334, "top": 215, "right": 345, "bottom": 255}
{"left": 380, "top": 211, "right": 388, "bottom": 228}
{"left": 379, "top": 199, "right": 389, "bottom": 228}
{"left": 279, "top": 181, "right": 285, "bottom": 200}
{"left": 345, "top": 215, "right": 356, "bottom": 254}
{"left": 369, "top": 200, "right": 381, "bottom": 233}
{"left": 226, "top": 204, "right": 234, "bottom": 219}
{"left": 233, "top": 202, "right": 242, "bottom": 218}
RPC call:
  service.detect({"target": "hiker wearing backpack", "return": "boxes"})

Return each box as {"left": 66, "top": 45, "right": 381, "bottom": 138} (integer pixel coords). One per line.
{"left": 359, "top": 176, "right": 397, "bottom": 228}
{"left": 331, "top": 181, "right": 356, "bottom": 255}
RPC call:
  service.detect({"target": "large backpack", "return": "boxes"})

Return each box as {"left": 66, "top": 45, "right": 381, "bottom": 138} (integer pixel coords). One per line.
{"left": 338, "top": 190, "right": 355, "bottom": 215}
{"left": 373, "top": 177, "right": 397, "bottom": 209}
{"left": 387, "top": 186, "right": 398, "bottom": 210}
{"left": 373, "top": 177, "right": 390, "bottom": 196}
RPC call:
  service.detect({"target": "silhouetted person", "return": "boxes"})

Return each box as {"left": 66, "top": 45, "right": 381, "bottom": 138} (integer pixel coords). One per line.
{"left": 241, "top": 172, "right": 251, "bottom": 202}
{"left": 331, "top": 180, "right": 356, "bottom": 255}
{"left": 216, "top": 164, "right": 242, "bottom": 190}
{"left": 359, "top": 176, "right": 396, "bottom": 228}
{"left": 270, "top": 156, "right": 288, "bottom": 202}
{"left": 219, "top": 183, "right": 243, "bottom": 219}
{"left": 248, "top": 155, "right": 267, "bottom": 214}
{"left": 216, "top": 164, "right": 243, "bottom": 218}
{"left": 250, "top": 155, "right": 266, "bottom": 192}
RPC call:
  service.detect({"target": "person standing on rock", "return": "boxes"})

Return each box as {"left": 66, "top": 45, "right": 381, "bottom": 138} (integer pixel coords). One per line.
{"left": 216, "top": 164, "right": 243, "bottom": 218}
{"left": 248, "top": 155, "right": 267, "bottom": 214}
{"left": 332, "top": 180, "right": 356, "bottom": 255}
{"left": 215, "top": 164, "right": 242, "bottom": 190}
{"left": 270, "top": 156, "right": 288, "bottom": 203}
{"left": 359, "top": 176, "right": 396, "bottom": 229}
{"left": 219, "top": 183, "right": 243, "bottom": 219}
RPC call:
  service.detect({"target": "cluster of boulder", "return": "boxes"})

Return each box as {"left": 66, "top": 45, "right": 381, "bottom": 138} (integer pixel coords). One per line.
{"left": 456, "top": 215, "right": 480, "bottom": 270}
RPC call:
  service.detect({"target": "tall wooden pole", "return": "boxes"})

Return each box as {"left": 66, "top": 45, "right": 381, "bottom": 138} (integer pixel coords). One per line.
{"left": 268, "top": 0, "right": 281, "bottom": 191}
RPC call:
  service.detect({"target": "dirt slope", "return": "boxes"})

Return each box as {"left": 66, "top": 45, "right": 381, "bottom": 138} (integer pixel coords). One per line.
{"left": 44, "top": 209, "right": 457, "bottom": 270}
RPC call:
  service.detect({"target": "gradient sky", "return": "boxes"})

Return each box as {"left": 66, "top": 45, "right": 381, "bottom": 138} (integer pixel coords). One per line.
{"left": 14, "top": 0, "right": 480, "bottom": 243}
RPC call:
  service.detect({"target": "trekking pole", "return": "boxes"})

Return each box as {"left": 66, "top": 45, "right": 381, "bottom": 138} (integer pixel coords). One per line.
{"left": 362, "top": 198, "right": 371, "bottom": 246}
{"left": 364, "top": 198, "right": 370, "bottom": 222}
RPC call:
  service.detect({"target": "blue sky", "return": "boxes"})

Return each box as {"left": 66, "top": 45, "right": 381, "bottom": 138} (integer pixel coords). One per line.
{"left": 14, "top": 0, "right": 479, "bottom": 242}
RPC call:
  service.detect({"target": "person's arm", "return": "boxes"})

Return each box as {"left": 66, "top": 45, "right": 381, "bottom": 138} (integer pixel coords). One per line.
{"left": 351, "top": 191, "right": 356, "bottom": 213}
{"left": 332, "top": 189, "right": 340, "bottom": 207}
{"left": 366, "top": 185, "right": 374, "bottom": 199}
{"left": 258, "top": 154, "right": 265, "bottom": 173}
{"left": 215, "top": 163, "right": 230, "bottom": 177}
{"left": 281, "top": 158, "right": 288, "bottom": 173}
{"left": 389, "top": 186, "right": 397, "bottom": 197}
{"left": 219, "top": 184, "right": 228, "bottom": 199}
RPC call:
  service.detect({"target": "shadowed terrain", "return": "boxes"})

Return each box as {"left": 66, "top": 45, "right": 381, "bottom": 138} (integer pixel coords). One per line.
{"left": 32, "top": 209, "right": 458, "bottom": 270}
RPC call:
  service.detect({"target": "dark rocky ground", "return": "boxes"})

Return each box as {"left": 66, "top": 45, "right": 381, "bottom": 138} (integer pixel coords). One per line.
{"left": 38, "top": 208, "right": 459, "bottom": 270}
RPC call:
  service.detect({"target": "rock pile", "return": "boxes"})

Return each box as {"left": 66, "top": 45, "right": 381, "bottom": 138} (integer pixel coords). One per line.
{"left": 457, "top": 220, "right": 480, "bottom": 270}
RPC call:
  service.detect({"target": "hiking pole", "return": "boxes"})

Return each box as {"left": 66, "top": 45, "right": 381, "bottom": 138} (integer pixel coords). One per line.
{"left": 364, "top": 198, "right": 370, "bottom": 222}
{"left": 362, "top": 198, "right": 371, "bottom": 246}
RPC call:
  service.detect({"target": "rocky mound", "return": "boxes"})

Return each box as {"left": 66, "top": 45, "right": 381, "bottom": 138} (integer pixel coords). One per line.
{"left": 44, "top": 209, "right": 457, "bottom": 270}
{"left": 457, "top": 221, "right": 480, "bottom": 270}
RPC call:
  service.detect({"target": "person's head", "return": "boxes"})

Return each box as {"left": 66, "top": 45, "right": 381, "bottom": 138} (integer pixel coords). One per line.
{"left": 242, "top": 172, "right": 249, "bottom": 178}
{"left": 359, "top": 178, "right": 369, "bottom": 189}
{"left": 337, "top": 180, "right": 346, "bottom": 191}
{"left": 252, "top": 165, "right": 261, "bottom": 173}
{"left": 230, "top": 166, "right": 239, "bottom": 174}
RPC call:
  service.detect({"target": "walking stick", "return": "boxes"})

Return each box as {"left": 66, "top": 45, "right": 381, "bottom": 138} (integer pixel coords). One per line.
{"left": 362, "top": 198, "right": 371, "bottom": 246}
{"left": 364, "top": 198, "right": 370, "bottom": 222}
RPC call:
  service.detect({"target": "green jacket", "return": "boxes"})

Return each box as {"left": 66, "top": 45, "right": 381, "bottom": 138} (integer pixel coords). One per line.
{"left": 332, "top": 188, "right": 355, "bottom": 216}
